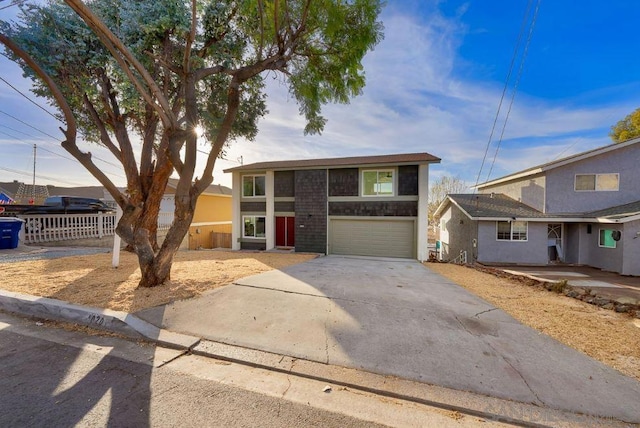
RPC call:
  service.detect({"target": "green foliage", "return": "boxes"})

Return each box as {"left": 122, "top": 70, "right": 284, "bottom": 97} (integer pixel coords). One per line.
{"left": 610, "top": 107, "right": 640, "bottom": 143}
{"left": 4, "top": 0, "right": 383, "bottom": 144}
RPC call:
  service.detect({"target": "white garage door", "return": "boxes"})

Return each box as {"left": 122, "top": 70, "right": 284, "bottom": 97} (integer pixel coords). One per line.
{"left": 329, "top": 219, "right": 415, "bottom": 258}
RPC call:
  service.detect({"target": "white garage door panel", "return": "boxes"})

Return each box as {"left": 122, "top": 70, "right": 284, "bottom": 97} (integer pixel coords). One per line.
{"left": 330, "top": 219, "right": 415, "bottom": 258}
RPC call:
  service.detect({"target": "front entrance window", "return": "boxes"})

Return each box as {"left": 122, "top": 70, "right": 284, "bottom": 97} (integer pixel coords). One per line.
{"left": 243, "top": 216, "right": 265, "bottom": 238}
{"left": 599, "top": 229, "right": 618, "bottom": 248}
{"left": 548, "top": 223, "right": 563, "bottom": 262}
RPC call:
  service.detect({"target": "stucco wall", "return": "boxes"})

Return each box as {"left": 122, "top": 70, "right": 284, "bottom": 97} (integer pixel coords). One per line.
{"left": 193, "top": 194, "right": 232, "bottom": 223}
{"left": 438, "top": 204, "right": 477, "bottom": 262}
{"left": 477, "top": 221, "right": 548, "bottom": 265}
{"left": 575, "top": 223, "right": 623, "bottom": 273}
{"left": 622, "top": 219, "right": 640, "bottom": 275}
{"left": 479, "top": 174, "right": 545, "bottom": 212}
{"left": 545, "top": 144, "right": 640, "bottom": 213}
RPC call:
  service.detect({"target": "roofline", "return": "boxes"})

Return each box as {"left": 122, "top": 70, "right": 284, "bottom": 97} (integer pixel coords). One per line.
{"left": 436, "top": 195, "right": 636, "bottom": 223}
{"left": 475, "top": 137, "right": 640, "bottom": 189}
{"left": 223, "top": 153, "right": 441, "bottom": 173}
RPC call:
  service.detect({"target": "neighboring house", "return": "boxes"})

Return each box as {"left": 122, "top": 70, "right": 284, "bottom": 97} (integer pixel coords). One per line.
{"left": 435, "top": 137, "right": 640, "bottom": 275}
{"left": 224, "top": 152, "right": 440, "bottom": 260}
{"left": 2, "top": 179, "right": 232, "bottom": 249}
{"left": 0, "top": 181, "right": 112, "bottom": 205}
{"left": 163, "top": 178, "right": 232, "bottom": 250}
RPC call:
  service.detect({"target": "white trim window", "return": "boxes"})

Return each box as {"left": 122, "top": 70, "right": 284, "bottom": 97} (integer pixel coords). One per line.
{"left": 496, "top": 220, "right": 528, "bottom": 241}
{"left": 362, "top": 169, "right": 394, "bottom": 196}
{"left": 243, "top": 216, "right": 266, "bottom": 238}
{"left": 574, "top": 173, "right": 619, "bottom": 191}
{"left": 243, "top": 175, "right": 266, "bottom": 197}
{"left": 598, "top": 228, "right": 618, "bottom": 249}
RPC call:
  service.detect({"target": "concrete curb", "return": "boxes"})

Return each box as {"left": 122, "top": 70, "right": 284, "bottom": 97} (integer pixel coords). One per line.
{"left": 0, "top": 289, "right": 200, "bottom": 350}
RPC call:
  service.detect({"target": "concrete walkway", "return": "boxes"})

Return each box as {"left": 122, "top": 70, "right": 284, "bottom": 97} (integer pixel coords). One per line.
{"left": 497, "top": 265, "right": 640, "bottom": 304}
{"left": 135, "top": 256, "right": 640, "bottom": 423}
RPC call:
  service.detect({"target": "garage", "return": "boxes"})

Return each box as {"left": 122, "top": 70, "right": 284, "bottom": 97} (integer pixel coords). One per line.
{"left": 329, "top": 219, "right": 415, "bottom": 258}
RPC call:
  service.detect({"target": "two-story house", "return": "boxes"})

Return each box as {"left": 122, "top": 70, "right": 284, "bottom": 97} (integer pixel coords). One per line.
{"left": 435, "top": 137, "right": 640, "bottom": 275}
{"left": 224, "top": 152, "right": 440, "bottom": 260}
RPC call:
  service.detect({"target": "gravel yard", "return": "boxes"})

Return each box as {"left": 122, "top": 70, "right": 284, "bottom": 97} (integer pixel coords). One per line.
{"left": 427, "top": 262, "right": 640, "bottom": 382}
{"left": 0, "top": 250, "right": 316, "bottom": 313}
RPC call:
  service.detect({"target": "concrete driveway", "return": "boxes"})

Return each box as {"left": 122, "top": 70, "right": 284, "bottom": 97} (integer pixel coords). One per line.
{"left": 136, "top": 256, "right": 640, "bottom": 422}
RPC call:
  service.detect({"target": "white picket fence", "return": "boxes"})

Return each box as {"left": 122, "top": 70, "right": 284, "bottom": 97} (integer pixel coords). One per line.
{"left": 17, "top": 212, "right": 174, "bottom": 244}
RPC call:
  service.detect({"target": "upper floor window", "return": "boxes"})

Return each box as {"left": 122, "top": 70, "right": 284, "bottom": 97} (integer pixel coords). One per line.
{"left": 362, "top": 169, "right": 394, "bottom": 196}
{"left": 243, "top": 175, "right": 265, "bottom": 197}
{"left": 496, "top": 220, "right": 528, "bottom": 241}
{"left": 575, "top": 173, "right": 619, "bottom": 191}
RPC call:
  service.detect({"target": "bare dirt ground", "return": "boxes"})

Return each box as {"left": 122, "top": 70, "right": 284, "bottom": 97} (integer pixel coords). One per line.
{"left": 427, "top": 262, "right": 640, "bottom": 382}
{"left": 0, "top": 251, "right": 316, "bottom": 313}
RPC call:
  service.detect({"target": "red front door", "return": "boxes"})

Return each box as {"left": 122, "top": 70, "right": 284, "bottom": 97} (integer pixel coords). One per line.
{"left": 276, "top": 216, "right": 295, "bottom": 247}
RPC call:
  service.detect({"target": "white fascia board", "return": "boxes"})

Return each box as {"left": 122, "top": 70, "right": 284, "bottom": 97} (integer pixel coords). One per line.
{"left": 476, "top": 137, "right": 640, "bottom": 190}
{"left": 474, "top": 168, "right": 543, "bottom": 189}
{"left": 432, "top": 196, "right": 451, "bottom": 218}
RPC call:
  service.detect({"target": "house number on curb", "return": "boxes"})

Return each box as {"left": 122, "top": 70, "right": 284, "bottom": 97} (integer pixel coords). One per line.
{"left": 87, "top": 314, "right": 106, "bottom": 326}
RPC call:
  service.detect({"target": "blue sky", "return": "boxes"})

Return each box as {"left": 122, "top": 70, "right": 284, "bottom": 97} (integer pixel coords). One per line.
{"left": 1, "top": 0, "right": 640, "bottom": 190}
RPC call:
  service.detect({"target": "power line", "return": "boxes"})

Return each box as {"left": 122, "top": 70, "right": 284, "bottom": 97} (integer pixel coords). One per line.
{"left": 0, "top": 165, "right": 88, "bottom": 187}
{"left": 473, "top": 0, "right": 535, "bottom": 190}
{"left": 0, "top": 76, "right": 59, "bottom": 119}
{"left": 0, "top": 128, "right": 128, "bottom": 179}
{"left": 0, "top": 0, "right": 26, "bottom": 11}
{"left": 484, "top": 0, "right": 541, "bottom": 182}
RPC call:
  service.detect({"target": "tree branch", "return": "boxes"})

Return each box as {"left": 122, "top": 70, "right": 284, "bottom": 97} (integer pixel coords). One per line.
{"left": 63, "top": 0, "right": 178, "bottom": 130}
{"left": 82, "top": 94, "right": 122, "bottom": 159}
{"left": 182, "top": 0, "right": 197, "bottom": 73}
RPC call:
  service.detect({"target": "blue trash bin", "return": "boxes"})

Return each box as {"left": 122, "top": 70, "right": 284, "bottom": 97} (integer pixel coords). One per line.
{"left": 0, "top": 218, "right": 24, "bottom": 249}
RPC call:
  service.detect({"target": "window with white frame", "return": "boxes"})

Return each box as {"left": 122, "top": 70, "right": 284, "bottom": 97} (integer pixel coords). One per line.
{"left": 496, "top": 221, "right": 528, "bottom": 241}
{"left": 243, "top": 216, "right": 266, "bottom": 238}
{"left": 362, "top": 169, "right": 394, "bottom": 196}
{"left": 575, "top": 173, "right": 619, "bottom": 191}
{"left": 598, "top": 229, "right": 617, "bottom": 248}
{"left": 243, "top": 175, "right": 266, "bottom": 197}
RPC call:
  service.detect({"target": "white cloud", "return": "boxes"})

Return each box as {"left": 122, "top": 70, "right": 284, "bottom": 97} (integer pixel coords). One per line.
{"left": 2, "top": 2, "right": 634, "bottom": 191}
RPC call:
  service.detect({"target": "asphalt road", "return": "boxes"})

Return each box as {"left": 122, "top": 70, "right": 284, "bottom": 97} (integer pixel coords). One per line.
{"left": 0, "top": 313, "right": 386, "bottom": 428}
{"left": 0, "top": 311, "right": 507, "bottom": 428}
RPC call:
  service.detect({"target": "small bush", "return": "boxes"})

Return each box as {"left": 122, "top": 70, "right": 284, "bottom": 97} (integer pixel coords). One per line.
{"left": 549, "top": 279, "right": 568, "bottom": 294}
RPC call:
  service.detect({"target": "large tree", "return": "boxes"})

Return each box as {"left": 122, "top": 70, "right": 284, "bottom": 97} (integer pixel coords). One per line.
{"left": 610, "top": 107, "right": 640, "bottom": 143}
{"left": 1, "top": 0, "right": 383, "bottom": 287}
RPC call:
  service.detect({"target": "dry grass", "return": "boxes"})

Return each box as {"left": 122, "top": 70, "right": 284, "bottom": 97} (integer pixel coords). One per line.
{"left": 0, "top": 251, "right": 316, "bottom": 313}
{"left": 427, "top": 262, "right": 640, "bottom": 382}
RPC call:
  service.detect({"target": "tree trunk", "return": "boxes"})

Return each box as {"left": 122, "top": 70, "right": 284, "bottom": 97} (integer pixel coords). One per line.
{"left": 135, "top": 189, "right": 195, "bottom": 288}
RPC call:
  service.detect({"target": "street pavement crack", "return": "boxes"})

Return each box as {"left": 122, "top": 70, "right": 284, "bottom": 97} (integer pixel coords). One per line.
{"left": 487, "top": 343, "right": 545, "bottom": 407}
{"left": 155, "top": 350, "right": 189, "bottom": 368}
{"left": 455, "top": 315, "right": 545, "bottom": 406}
{"left": 474, "top": 308, "right": 498, "bottom": 318}
{"left": 323, "top": 302, "right": 331, "bottom": 365}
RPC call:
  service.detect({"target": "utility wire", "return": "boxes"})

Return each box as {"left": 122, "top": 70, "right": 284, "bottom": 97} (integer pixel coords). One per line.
{"left": 0, "top": 76, "right": 59, "bottom": 119}
{"left": 0, "top": 0, "right": 26, "bottom": 11}
{"left": 473, "top": 0, "right": 534, "bottom": 191}
{"left": 484, "top": 0, "right": 541, "bottom": 182}
{"left": 0, "top": 165, "right": 88, "bottom": 186}
{"left": 0, "top": 108, "right": 60, "bottom": 140}
{"left": 0, "top": 126, "right": 127, "bottom": 178}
